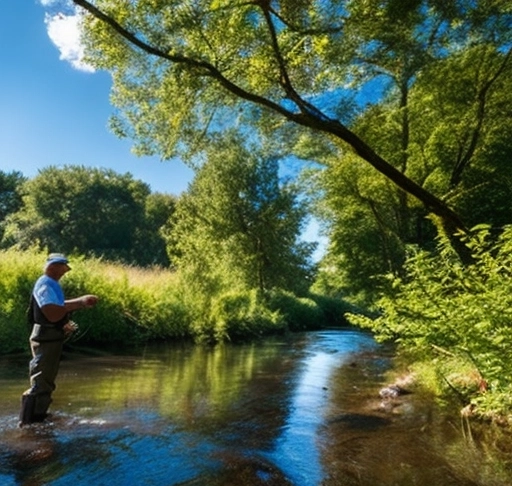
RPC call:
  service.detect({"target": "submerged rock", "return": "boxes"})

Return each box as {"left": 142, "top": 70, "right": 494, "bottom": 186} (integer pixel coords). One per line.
{"left": 379, "top": 384, "right": 410, "bottom": 399}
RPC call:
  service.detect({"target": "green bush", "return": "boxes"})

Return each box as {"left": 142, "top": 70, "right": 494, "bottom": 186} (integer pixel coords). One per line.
{"left": 199, "top": 289, "right": 286, "bottom": 342}
{"left": 308, "top": 293, "right": 357, "bottom": 327}
{"left": 348, "top": 225, "right": 512, "bottom": 420}
{"left": 265, "top": 289, "right": 322, "bottom": 331}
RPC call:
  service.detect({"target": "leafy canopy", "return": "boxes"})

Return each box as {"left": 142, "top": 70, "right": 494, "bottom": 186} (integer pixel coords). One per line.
{"left": 1, "top": 165, "right": 168, "bottom": 265}
{"left": 72, "top": 0, "right": 511, "bottom": 234}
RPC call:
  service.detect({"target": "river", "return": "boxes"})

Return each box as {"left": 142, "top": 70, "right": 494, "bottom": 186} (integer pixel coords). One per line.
{"left": 0, "top": 329, "right": 509, "bottom": 485}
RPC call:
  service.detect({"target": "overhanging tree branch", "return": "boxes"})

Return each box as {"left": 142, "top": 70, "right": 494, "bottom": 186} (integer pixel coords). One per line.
{"left": 73, "top": 0, "right": 294, "bottom": 119}
{"left": 72, "top": 0, "right": 468, "bottom": 241}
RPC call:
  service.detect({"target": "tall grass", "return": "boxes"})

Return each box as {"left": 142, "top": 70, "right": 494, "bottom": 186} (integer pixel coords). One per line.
{"left": 0, "top": 250, "right": 42, "bottom": 353}
{"left": 0, "top": 249, "right": 352, "bottom": 354}
{"left": 0, "top": 250, "right": 189, "bottom": 353}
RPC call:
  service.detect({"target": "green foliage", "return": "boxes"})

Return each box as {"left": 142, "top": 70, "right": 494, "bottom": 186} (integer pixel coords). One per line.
{"left": 307, "top": 39, "right": 512, "bottom": 303}
{"left": 0, "top": 250, "right": 41, "bottom": 353}
{"left": 74, "top": 0, "right": 512, "bottom": 251}
{"left": 80, "top": 0, "right": 510, "bottom": 162}
{"left": 201, "top": 289, "right": 286, "bottom": 343}
{"left": 265, "top": 288, "right": 354, "bottom": 331}
{"left": 1, "top": 249, "right": 351, "bottom": 353}
{"left": 0, "top": 250, "right": 188, "bottom": 353}
{"left": 63, "top": 260, "right": 189, "bottom": 346}
{"left": 308, "top": 292, "right": 357, "bottom": 327}
{"left": 134, "top": 192, "right": 177, "bottom": 266}
{"left": 408, "top": 44, "right": 512, "bottom": 226}
{"left": 166, "top": 132, "right": 315, "bottom": 296}
{"left": 1, "top": 166, "right": 173, "bottom": 267}
{"left": 348, "top": 225, "right": 512, "bottom": 419}
{"left": 75, "top": 0, "right": 512, "bottom": 307}
{"left": 308, "top": 153, "right": 409, "bottom": 304}
{"left": 265, "top": 289, "right": 323, "bottom": 331}
{"left": 0, "top": 170, "right": 26, "bottom": 242}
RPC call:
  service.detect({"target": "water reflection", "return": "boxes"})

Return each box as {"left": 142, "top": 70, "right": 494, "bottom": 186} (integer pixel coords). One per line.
{"left": 266, "top": 331, "right": 377, "bottom": 485}
{"left": 0, "top": 332, "right": 309, "bottom": 486}
{"left": 0, "top": 330, "right": 509, "bottom": 485}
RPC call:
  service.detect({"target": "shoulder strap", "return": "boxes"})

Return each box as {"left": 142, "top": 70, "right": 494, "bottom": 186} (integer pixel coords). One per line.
{"left": 26, "top": 294, "right": 36, "bottom": 331}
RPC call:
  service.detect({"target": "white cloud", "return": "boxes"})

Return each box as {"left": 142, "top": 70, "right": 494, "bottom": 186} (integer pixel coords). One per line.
{"left": 45, "top": 12, "right": 95, "bottom": 73}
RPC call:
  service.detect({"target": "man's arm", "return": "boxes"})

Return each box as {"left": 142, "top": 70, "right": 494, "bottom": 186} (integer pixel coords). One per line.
{"left": 41, "top": 295, "right": 99, "bottom": 323}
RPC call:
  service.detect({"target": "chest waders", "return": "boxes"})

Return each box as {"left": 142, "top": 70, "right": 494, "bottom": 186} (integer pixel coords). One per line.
{"left": 19, "top": 296, "right": 68, "bottom": 426}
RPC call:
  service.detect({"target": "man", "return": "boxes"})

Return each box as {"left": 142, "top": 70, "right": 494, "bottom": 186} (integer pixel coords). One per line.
{"left": 19, "top": 253, "right": 98, "bottom": 426}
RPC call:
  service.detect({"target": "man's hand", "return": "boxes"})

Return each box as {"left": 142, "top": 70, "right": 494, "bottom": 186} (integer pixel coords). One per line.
{"left": 63, "top": 320, "right": 79, "bottom": 336}
{"left": 82, "top": 295, "right": 99, "bottom": 308}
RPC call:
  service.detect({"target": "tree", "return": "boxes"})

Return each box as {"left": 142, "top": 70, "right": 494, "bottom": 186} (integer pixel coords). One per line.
{"left": 0, "top": 171, "right": 26, "bottom": 242}
{"left": 134, "top": 192, "right": 177, "bottom": 266}
{"left": 2, "top": 166, "right": 151, "bottom": 263}
{"left": 407, "top": 45, "right": 512, "bottom": 230}
{"left": 308, "top": 39, "right": 512, "bottom": 302}
{"left": 70, "top": 0, "right": 511, "bottom": 254}
{"left": 309, "top": 154, "right": 408, "bottom": 304}
{"left": 166, "top": 132, "right": 315, "bottom": 296}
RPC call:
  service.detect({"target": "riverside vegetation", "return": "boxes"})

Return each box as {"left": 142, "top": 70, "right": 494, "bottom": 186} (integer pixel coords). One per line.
{"left": 5, "top": 226, "right": 512, "bottom": 425}
{"left": 349, "top": 225, "right": 512, "bottom": 424}
{"left": 0, "top": 248, "right": 352, "bottom": 354}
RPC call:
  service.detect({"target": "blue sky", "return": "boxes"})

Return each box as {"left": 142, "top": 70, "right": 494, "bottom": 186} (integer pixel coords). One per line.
{"left": 0, "top": 0, "right": 194, "bottom": 195}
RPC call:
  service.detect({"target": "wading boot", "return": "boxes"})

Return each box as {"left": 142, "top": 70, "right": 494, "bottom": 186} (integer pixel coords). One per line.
{"left": 18, "top": 394, "right": 37, "bottom": 427}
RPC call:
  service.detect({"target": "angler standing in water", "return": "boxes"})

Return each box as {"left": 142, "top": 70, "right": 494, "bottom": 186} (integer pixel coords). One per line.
{"left": 19, "top": 253, "right": 98, "bottom": 426}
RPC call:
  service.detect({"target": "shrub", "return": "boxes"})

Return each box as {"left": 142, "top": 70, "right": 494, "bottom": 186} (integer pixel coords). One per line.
{"left": 266, "top": 288, "right": 324, "bottom": 331}
{"left": 308, "top": 293, "right": 357, "bottom": 327}
{"left": 199, "top": 289, "right": 286, "bottom": 342}
{"left": 348, "top": 225, "right": 512, "bottom": 420}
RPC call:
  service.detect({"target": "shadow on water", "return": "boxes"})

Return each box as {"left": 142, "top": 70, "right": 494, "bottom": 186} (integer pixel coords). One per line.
{"left": 0, "top": 329, "right": 511, "bottom": 485}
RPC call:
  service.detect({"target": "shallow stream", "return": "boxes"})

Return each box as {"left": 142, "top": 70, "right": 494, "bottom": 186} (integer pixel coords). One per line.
{"left": 0, "top": 329, "right": 509, "bottom": 485}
